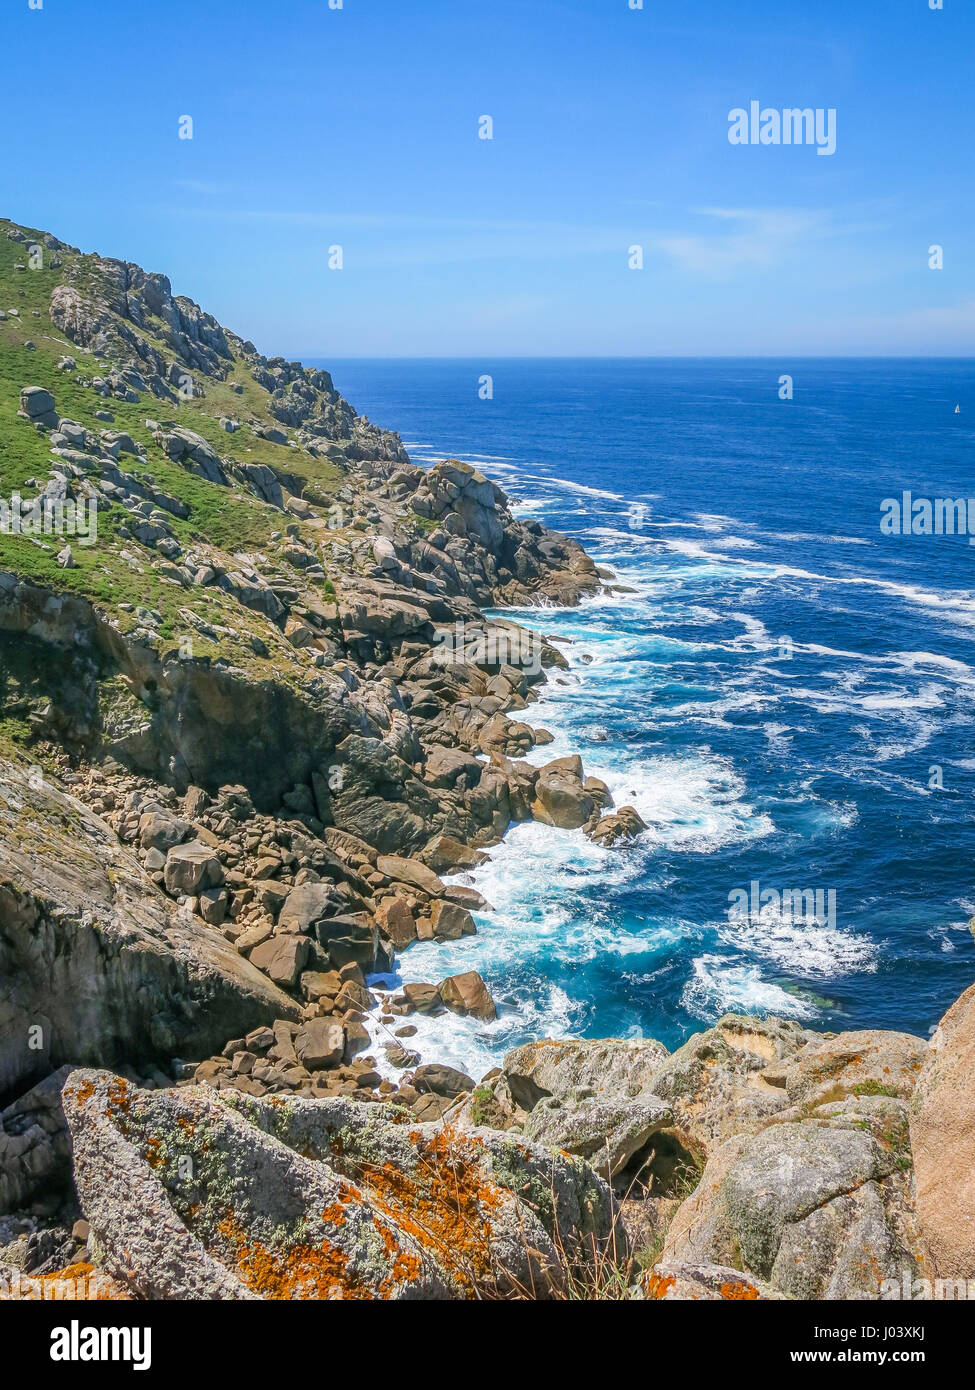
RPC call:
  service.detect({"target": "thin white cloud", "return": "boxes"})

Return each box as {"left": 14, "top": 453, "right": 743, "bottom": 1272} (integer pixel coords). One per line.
{"left": 155, "top": 199, "right": 884, "bottom": 276}
{"left": 656, "top": 206, "right": 837, "bottom": 275}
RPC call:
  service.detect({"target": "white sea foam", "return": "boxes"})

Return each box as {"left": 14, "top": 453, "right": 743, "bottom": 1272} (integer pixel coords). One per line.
{"left": 515, "top": 738, "right": 777, "bottom": 854}
{"left": 364, "top": 819, "right": 655, "bottom": 1079}
{"left": 721, "top": 900, "right": 879, "bottom": 977}
{"left": 553, "top": 479, "right": 626, "bottom": 501}
{"left": 682, "top": 956, "right": 819, "bottom": 1022}
{"left": 650, "top": 538, "right": 975, "bottom": 631}
{"left": 763, "top": 722, "right": 793, "bottom": 748}
{"left": 364, "top": 975, "right": 583, "bottom": 1084}
{"left": 757, "top": 530, "right": 872, "bottom": 547}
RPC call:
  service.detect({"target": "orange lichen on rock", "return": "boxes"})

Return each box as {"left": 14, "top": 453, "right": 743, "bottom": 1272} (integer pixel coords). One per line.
{"left": 105, "top": 1077, "right": 133, "bottom": 1133}
{"left": 219, "top": 1216, "right": 364, "bottom": 1301}
{"left": 355, "top": 1129, "right": 505, "bottom": 1293}
{"left": 720, "top": 1280, "right": 760, "bottom": 1300}
{"left": 1, "top": 1261, "right": 132, "bottom": 1302}
{"left": 72, "top": 1080, "right": 96, "bottom": 1106}
{"left": 643, "top": 1271, "right": 676, "bottom": 1299}
{"left": 212, "top": 1208, "right": 423, "bottom": 1301}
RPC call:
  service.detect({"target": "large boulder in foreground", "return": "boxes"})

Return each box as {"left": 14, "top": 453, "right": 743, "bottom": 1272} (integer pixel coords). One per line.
{"left": 661, "top": 1094, "right": 926, "bottom": 1300}
{"left": 910, "top": 980, "right": 975, "bottom": 1278}
{"left": 460, "top": 1020, "right": 935, "bottom": 1301}
{"left": 0, "top": 758, "right": 299, "bottom": 1098}
{"left": 61, "top": 1070, "right": 615, "bottom": 1300}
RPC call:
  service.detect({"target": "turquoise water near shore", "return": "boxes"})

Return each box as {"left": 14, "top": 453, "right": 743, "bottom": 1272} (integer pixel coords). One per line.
{"left": 315, "top": 358, "right": 975, "bottom": 1078}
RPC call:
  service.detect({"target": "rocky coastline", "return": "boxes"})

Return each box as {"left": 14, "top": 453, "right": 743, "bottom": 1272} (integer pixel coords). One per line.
{"left": 0, "top": 217, "right": 972, "bottom": 1301}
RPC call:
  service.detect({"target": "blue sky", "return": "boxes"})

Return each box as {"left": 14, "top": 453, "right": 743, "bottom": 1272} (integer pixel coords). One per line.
{"left": 2, "top": 0, "right": 972, "bottom": 356}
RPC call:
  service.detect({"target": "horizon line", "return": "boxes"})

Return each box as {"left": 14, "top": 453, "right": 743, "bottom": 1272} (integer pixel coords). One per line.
{"left": 291, "top": 352, "right": 975, "bottom": 362}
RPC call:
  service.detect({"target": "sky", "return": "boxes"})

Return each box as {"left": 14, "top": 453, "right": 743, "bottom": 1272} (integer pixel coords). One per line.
{"left": 1, "top": 0, "right": 973, "bottom": 357}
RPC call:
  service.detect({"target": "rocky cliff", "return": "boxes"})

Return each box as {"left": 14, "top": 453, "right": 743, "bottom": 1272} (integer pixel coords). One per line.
{"left": 0, "top": 217, "right": 971, "bottom": 1301}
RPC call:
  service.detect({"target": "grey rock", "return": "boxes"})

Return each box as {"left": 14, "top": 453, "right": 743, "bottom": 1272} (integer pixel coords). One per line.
{"left": 662, "top": 1096, "right": 926, "bottom": 1300}
{"left": 523, "top": 1093, "right": 675, "bottom": 1181}
{"left": 0, "top": 758, "right": 298, "bottom": 1100}
{"left": 61, "top": 1070, "right": 616, "bottom": 1299}
{"left": 501, "top": 1036, "right": 670, "bottom": 1114}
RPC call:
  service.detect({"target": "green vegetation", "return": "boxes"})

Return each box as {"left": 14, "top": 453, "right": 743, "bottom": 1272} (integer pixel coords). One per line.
{"left": 0, "top": 217, "right": 368, "bottom": 682}
{"left": 850, "top": 1080, "right": 901, "bottom": 1099}
{"left": 469, "top": 1086, "right": 496, "bottom": 1128}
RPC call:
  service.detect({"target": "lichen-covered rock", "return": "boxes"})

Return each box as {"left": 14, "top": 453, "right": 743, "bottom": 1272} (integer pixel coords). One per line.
{"left": 641, "top": 1262, "right": 784, "bottom": 1301}
{"left": 647, "top": 1014, "right": 810, "bottom": 1157}
{"left": 910, "top": 980, "right": 975, "bottom": 1278}
{"left": 61, "top": 1070, "right": 616, "bottom": 1300}
{"left": 661, "top": 1094, "right": 926, "bottom": 1300}
{"left": 763, "top": 1028, "right": 927, "bottom": 1108}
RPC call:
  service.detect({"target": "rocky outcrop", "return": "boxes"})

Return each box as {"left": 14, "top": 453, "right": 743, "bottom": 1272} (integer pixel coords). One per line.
{"left": 497, "top": 1037, "right": 670, "bottom": 1114}
{"left": 61, "top": 1069, "right": 615, "bottom": 1300}
{"left": 48, "top": 253, "right": 406, "bottom": 461}
{"left": 646, "top": 1014, "right": 811, "bottom": 1157}
{"left": 524, "top": 1094, "right": 676, "bottom": 1181}
{"left": 531, "top": 755, "right": 596, "bottom": 830}
{"left": 910, "top": 980, "right": 975, "bottom": 1279}
{"left": 0, "top": 757, "right": 298, "bottom": 1101}
{"left": 456, "top": 1016, "right": 944, "bottom": 1301}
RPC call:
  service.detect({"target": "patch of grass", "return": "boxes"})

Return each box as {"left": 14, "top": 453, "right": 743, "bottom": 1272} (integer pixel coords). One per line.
{"left": 469, "top": 1086, "right": 495, "bottom": 1128}
{"left": 850, "top": 1080, "right": 901, "bottom": 1099}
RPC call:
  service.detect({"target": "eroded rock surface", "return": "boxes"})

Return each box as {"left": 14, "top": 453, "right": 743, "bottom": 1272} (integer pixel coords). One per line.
{"left": 0, "top": 757, "right": 298, "bottom": 1099}
{"left": 910, "top": 980, "right": 975, "bottom": 1279}
{"left": 62, "top": 1069, "right": 615, "bottom": 1300}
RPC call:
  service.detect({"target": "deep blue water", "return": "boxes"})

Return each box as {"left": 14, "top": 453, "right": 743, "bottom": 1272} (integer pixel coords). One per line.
{"left": 314, "top": 358, "right": 975, "bottom": 1077}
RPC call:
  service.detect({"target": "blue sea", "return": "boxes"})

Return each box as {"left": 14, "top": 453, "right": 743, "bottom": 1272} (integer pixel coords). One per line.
{"left": 317, "top": 358, "right": 975, "bottom": 1079}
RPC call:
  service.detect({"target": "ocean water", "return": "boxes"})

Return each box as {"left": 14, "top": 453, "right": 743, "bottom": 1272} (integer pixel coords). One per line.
{"left": 316, "top": 358, "right": 975, "bottom": 1080}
